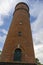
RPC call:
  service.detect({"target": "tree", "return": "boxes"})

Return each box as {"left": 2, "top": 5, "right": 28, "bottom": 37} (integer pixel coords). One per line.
{"left": 0, "top": 50, "right": 1, "bottom": 54}
{"left": 35, "top": 58, "right": 41, "bottom": 65}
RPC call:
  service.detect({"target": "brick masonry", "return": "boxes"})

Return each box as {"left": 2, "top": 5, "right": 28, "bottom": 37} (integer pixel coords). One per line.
{"left": 1, "top": 2, "right": 36, "bottom": 64}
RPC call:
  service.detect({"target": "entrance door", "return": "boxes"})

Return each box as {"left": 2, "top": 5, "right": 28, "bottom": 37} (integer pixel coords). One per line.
{"left": 14, "top": 48, "right": 22, "bottom": 61}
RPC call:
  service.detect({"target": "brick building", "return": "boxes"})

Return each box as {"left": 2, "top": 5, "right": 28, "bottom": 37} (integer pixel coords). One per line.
{"left": 1, "top": 2, "right": 36, "bottom": 64}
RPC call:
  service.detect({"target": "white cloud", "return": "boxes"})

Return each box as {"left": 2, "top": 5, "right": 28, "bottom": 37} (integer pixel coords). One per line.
{"left": 30, "top": 0, "right": 43, "bottom": 18}
{"left": 0, "top": 35, "right": 6, "bottom": 51}
{"left": 0, "top": 20, "right": 3, "bottom": 26}
{"left": 32, "top": 29, "right": 43, "bottom": 45}
{"left": 30, "top": 0, "right": 43, "bottom": 63}
{"left": 2, "top": 29, "right": 8, "bottom": 34}
{"left": 0, "top": 29, "right": 8, "bottom": 35}
{"left": 34, "top": 44, "right": 43, "bottom": 63}
{"left": 0, "top": 29, "right": 8, "bottom": 50}
{"left": 32, "top": 29, "right": 43, "bottom": 63}
{"left": 0, "top": 0, "right": 15, "bottom": 15}
{"left": 0, "top": 16, "right": 4, "bottom": 26}
{"left": 31, "top": 11, "right": 43, "bottom": 32}
{"left": 0, "top": 35, "right": 6, "bottom": 43}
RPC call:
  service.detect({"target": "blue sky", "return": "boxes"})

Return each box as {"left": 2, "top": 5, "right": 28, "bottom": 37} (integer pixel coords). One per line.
{"left": 0, "top": 0, "right": 43, "bottom": 63}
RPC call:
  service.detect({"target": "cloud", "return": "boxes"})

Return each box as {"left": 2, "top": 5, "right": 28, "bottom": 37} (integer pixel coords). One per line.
{"left": 0, "top": 20, "right": 3, "bottom": 26}
{"left": 33, "top": 31, "right": 43, "bottom": 56}
{"left": 0, "top": 35, "right": 6, "bottom": 50}
{"left": 31, "top": 11, "right": 43, "bottom": 32}
{"left": 30, "top": 0, "right": 43, "bottom": 18}
{"left": 34, "top": 44, "right": 43, "bottom": 63}
{"left": 32, "top": 29, "right": 43, "bottom": 63}
{"left": 30, "top": 1, "right": 43, "bottom": 63}
{"left": 0, "top": 29, "right": 8, "bottom": 50}
{"left": 0, "top": 35, "right": 6, "bottom": 44}
{"left": 0, "top": 16, "right": 4, "bottom": 26}
{"left": 32, "top": 29, "right": 43, "bottom": 45}
{"left": 0, "top": 0, "right": 21, "bottom": 16}
{"left": 0, "top": 29, "right": 8, "bottom": 35}
{"left": 0, "top": 0, "right": 15, "bottom": 16}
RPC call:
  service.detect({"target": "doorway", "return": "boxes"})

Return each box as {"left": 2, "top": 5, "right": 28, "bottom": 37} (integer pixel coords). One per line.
{"left": 13, "top": 48, "right": 22, "bottom": 61}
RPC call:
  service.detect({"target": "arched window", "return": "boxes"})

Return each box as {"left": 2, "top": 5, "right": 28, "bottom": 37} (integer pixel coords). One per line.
{"left": 13, "top": 48, "right": 22, "bottom": 61}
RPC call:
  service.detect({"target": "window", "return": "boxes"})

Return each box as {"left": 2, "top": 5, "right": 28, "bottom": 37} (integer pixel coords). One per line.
{"left": 13, "top": 48, "right": 22, "bottom": 61}
{"left": 18, "top": 32, "right": 22, "bottom": 36}
{"left": 19, "top": 21, "right": 22, "bottom": 25}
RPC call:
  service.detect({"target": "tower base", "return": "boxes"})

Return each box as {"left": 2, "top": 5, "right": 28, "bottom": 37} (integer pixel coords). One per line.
{"left": 0, "top": 62, "right": 37, "bottom": 65}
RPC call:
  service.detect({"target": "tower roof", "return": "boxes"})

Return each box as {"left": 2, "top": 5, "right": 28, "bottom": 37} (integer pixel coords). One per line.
{"left": 15, "top": 2, "right": 29, "bottom": 10}
{"left": 13, "top": 2, "right": 29, "bottom": 15}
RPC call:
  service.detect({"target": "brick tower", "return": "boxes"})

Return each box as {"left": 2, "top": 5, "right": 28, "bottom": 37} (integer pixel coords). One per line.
{"left": 1, "top": 2, "right": 36, "bottom": 64}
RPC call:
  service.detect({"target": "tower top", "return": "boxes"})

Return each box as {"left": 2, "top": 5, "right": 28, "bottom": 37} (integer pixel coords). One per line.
{"left": 15, "top": 2, "right": 29, "bottom": 12}
{"left": 13, "top": 2, "right": 29, "bottom": 15}
{"left": 16, "top": 2, "right": 29, "bottom": 9}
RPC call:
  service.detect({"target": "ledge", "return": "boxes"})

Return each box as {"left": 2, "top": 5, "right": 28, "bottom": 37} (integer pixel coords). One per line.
{"left": 0, "top": 62, "right": 37, "bottom": 65}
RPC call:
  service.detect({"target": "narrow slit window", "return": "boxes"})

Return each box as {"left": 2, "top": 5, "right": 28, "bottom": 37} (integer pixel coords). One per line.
{"left": 18, "top": 32, "right": 22, "bottom": 36}
{"left": 19, "top": 21, "right": 22, "bottom": 25}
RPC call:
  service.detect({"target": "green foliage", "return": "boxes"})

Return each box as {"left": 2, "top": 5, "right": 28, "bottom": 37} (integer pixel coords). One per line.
{"left": 0, "top": 50, "right": 1, "bottom": 52}
{"left": 35, "top": 58, "right": 42, "bottom": 65}
{"left": 0, "top": 50, "right": 2, "bottom": 54}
